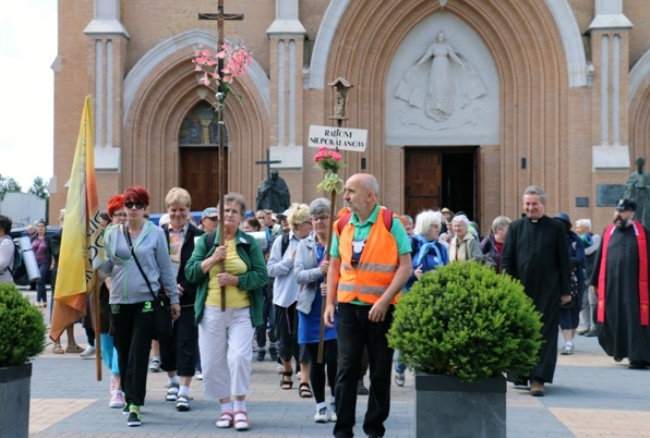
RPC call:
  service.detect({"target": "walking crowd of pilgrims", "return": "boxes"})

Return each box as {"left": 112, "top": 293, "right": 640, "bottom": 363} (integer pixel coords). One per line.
{"left": 1, "top": 175, "right": 648, "bottom": 436}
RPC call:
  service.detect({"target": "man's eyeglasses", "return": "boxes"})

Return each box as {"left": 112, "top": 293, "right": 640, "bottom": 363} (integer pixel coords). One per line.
{"left": 125, "top": 201, "right": 145, "bottom": 209}
{"left": 113, "top": 212, "right": 128, "bottom": 218}
{"left": 311, "top": 216, "right": 329, "bottom": 222}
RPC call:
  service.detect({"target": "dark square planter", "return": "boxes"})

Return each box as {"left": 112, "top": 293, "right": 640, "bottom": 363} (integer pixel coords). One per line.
{"left": 415, "top": 372, "right": 506, "bottom": 438}
{"left": 0, "top": 363, "right": 32, "bottom": 438}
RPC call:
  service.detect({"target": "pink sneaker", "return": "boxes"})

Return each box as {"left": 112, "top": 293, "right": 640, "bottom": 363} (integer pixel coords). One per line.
{"left": 110, "top": 390, "right": 125, "bottom": 408}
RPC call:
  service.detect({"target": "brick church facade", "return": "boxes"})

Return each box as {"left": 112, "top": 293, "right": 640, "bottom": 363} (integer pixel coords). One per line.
{"left": 52, "top": 0, "right": 650, "bottom": 233}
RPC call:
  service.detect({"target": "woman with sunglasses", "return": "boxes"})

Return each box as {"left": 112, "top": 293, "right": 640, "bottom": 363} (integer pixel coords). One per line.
{"left": 294, "top": 197, "right": 338, "bottom": 424}
{"left": 103, "top": 186, "right": 180, "bottom": 427}
{"left": 185, "top": 192, "right": 267, "bottom": 431}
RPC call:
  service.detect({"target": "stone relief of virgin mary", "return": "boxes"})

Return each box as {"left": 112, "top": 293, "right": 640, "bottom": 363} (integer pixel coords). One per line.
{"left": 395, "top": 31, "right": 485, "bottom": 122}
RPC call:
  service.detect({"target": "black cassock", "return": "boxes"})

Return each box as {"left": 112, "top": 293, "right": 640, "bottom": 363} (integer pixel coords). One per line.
{"left": 501, "top": 215, "right": 570, "bottom": 383}
{"left": 590, "top": 224, "right": 650, "bottom": 363}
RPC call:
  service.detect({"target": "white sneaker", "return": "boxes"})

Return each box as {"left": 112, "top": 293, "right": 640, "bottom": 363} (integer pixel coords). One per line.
{"left": 561, "top": 342, "right": 574, "bottom": 355}
{"left": 328, "top": 403, "right": 337, "bottom": 422}
{"left": 195, "top": 371, "right": 203, "bottom": 381}
{"left": 80, "top": 345, "right": 96, "bottom": 358}
{"left": 166, "top": 382, "right": 180, "bottom": 401}
{"left": 314, "top": 407, "right": 327, "bottom": 423}
{"left": 395, "top": 372, "right": 405, "bottom": 387}
{"left": 149, "top": 356, "right": 161, "bottom": 372}
{"left": 109, "top": 390, "right": 124, "bottom": 408}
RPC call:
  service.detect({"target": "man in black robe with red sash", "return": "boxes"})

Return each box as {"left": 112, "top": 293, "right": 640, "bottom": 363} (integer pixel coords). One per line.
{"left": 501, "top": 185, "right": 571, "bottom": 396}
{"left": 590, "top": 198, "right": 650, "bottom": 368}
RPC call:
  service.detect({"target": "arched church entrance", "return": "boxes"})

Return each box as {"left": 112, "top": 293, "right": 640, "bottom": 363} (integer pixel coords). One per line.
{"left": 404, "top": 146, "right": 477, "bottom": 221}
{"left": 178, "top": 102, "right": 228, "bottom": 210}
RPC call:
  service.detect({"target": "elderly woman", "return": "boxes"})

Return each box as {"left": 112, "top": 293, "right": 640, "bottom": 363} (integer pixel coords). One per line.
{"left": 158, "top": 188, "right": 204, "bottom": 411}
{"left": 103, "top": 186, "right": 180, "bottom": 427}
{"left": 395, "top": 209, "right": 449, "bottom": 386}
{"left": 267, "top": 203, "right": 313, "bottom": 397}
{"left": 294, "top": 198, "right": 338, "bottom": 423}
{"left": 480, "top": 216, "right": 511, "bottom": 273}
{"left": 448, "top": 215, "right": 483, "bottom": 263}
{"left": 185, "top": 193, "right": 267, "bottom": 431}
{"left": 200, "top": 207, "right": 219, "bottom": 233}
{"left": 0, "top": 215, "right": 14, "bottom": 284}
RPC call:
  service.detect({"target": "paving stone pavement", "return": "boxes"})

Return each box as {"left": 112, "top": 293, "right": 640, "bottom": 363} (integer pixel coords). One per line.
{"left": 24, "top": 289, "right": 650, "bottom": 437}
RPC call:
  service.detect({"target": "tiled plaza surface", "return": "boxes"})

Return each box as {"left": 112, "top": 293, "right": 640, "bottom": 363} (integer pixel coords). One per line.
{"left": 23, "top": 289, "right": 650, "bottom": 438}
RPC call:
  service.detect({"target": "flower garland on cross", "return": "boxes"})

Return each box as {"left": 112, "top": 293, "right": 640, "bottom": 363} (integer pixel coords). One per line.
{"left": 192, "top": 41, "right": 253, "bottom": 102}
{"left": 313, "top": 146, "right": 345, "bottom": 194}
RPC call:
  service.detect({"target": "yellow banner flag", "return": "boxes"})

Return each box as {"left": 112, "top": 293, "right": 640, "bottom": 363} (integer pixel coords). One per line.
{"left": 50, "top": 95, "right": 103, "bottom": 342}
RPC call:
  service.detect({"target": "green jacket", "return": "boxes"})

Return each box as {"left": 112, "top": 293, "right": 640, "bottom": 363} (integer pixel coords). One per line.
{"left": 185, "top": 227, "right": 268, "bottom": 327}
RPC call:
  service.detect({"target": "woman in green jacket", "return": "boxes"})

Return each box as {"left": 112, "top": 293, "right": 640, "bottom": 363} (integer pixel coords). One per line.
{"left": 185, "top": 192, "right": 267, "bottom": 431}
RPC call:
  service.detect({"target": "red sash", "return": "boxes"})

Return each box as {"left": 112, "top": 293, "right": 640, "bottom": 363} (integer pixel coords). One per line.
{"left": 597, "top": 221, "right": 649, "bottom": 326}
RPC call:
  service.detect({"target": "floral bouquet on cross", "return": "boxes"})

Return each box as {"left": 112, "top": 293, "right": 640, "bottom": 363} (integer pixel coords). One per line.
{"left": 313, "top": 146, "right": 345, "bottom": 193}
{"left": 192, "top": 41, "right": 253, "bottom": 100}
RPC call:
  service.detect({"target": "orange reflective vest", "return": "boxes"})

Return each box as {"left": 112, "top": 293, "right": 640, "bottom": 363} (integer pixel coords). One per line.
{"left": 335, "top": 207, "right": 401, "bottom": 305}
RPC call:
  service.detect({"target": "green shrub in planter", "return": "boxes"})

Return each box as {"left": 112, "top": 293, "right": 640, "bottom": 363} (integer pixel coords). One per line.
{"left": 388, "top": 262, "right": 543, "bottom": 382}
{"left": 0, "top": 283, "right": 46, "bottom": 367}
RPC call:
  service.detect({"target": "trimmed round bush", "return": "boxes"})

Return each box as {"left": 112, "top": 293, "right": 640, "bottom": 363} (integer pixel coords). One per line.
{"left": 0, "top": 282, "right": 46, "bottom": 367}
{"left": 388, "top": 262, "right": 542, "bottom": 382}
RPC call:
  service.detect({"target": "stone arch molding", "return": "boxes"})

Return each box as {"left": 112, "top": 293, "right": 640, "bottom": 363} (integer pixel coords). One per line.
{"left": 123, "top": 29, "right": 270, "bottom": 125}
{"left": 309, "top": 0, "right": 588, "bottom": 89}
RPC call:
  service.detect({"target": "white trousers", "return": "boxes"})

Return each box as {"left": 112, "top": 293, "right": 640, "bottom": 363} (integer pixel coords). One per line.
{"left": 199, "top": 306, "right": 254, "bottom": 400}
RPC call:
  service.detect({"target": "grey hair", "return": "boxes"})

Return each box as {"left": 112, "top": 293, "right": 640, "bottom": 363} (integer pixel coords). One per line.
{"left": 491, "top": 216, "right": 512, "bottom": 234}
{"left": 309, "top": 197, "right": 331, "bottom": 215}
{"left": 523, "top": 185, "right": 546, "bottom": 204}
{"left": 576, "top": 218, "right": 592, "bottom": 231}
{"left": 403, "top": 214, "right": 413, "bottom": 226}
{"left": 451, "top": 214, "right": 470, "bottom": 228}
{"left": 413, "top": 210, "right": 442, "bottom": 235}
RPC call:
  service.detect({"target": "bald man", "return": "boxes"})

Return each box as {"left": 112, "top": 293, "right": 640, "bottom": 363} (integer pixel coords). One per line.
{"left": 325, "top": 173, "right": 412, "bottom": 438}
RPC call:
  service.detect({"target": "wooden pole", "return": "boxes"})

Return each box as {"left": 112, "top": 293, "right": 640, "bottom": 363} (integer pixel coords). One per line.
{"left": 93, "top": 270, "right": 102, "bottom": 380}
{"left": 317, "top": 187, "right": 338, "bottom": 363}
{"left": 216, "top": 0, "right": 226, "bottom": 311}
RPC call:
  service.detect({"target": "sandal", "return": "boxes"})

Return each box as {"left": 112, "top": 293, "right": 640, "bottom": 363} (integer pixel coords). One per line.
{"left": 215, "top": 411, "right": 233, "bottom": 428}
{"left": 52, "top": 343, "right": 64, "bottom": 354}
{"left": 299, "top": 382, "right": 313, "bottom": 398}
{"left": 280, "top": 371, "right": 293, "bottom": 390}
{"left": 233, "top": 410, "right": 250, "bottom": 431}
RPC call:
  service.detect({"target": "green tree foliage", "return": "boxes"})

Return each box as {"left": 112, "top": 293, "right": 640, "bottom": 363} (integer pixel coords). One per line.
{"left": 0, "top": 283, "right": 46, "bottom": 367}
{"left": 0, "top": 174, "right": 22, "bottom": 201}
{"left": 388, "top": 262, "right": 543, "bottom": 382}
{"left": 28, "top": 176, "right": 49, "bottom": 200}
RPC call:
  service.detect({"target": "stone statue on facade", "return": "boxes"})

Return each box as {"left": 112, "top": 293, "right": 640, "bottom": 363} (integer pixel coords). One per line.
{"left": 395, "top": 31, "right": 485, "bottom": 121}
{"left": 624, "top": 156, "right": 650, "bottom": 226}
{"left": 256, "top": 169, "right": 291, "bottom": 213}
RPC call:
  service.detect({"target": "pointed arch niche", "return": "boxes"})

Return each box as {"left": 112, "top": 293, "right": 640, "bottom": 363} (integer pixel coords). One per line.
{"left": 122, "top": 30, "right": 270, "bottom": 211}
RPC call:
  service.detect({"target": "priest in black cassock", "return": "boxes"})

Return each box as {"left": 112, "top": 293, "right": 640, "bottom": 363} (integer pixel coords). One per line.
{"left": 590, "top": 198, "right": 650, "bottom": 369}
{"left": 501, "top": 185, "right": 571, "bottom": 396}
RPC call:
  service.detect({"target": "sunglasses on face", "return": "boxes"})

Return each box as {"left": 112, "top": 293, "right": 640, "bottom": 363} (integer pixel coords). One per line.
{"left": 125, "top": 201, "right": 146, "bottom": 209}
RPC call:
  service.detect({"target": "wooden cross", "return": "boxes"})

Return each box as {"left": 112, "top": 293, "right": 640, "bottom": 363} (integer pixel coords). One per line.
{"left": 255, "top": 149, "right": 282, "bottom": 180}
{"left": 198, "top": 1, "right": 243, "bottom": 311}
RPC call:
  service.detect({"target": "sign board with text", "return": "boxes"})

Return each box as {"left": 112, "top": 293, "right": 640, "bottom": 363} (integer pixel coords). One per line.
{"left": 308, "top": 125, "right": 368, "bottom": 152}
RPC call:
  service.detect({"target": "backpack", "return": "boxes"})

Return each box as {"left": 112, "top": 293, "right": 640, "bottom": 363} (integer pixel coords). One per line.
{"left": 335, "top": 207, "right": 400, "bottom": 235}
